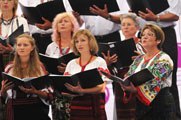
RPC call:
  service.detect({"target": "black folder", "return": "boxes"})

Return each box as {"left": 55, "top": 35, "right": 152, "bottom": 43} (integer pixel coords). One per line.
{"left": 39, "top": 53, "right": 78, "bottom": 75}
{"left": 126, "top": 0, "right": 169, "bottom": 15}
{"left": 68, "top": 0, "right": 120, "bottom": 15}
{"left": 49, "top": 74, "right": 78, "bottom": 94}
{"left": 98, "top": 38, "right": 137, "bottom": 69}
{"left": 0, "top": 25, "right": 24, "bottom": 46}
{"left": 2, "top": 72, "right": 49, "bottom": 90}
{"left": 50, "top": 68, "right": 104, "bottom": 94}
{"left": 100, "top": 68, "right": 154, "bottom": 86}
{"left": 95, "top": 31, "right": 121, "bottom": 43}
{"left": 19, "top": 0, "right": 66, "bottom": 25}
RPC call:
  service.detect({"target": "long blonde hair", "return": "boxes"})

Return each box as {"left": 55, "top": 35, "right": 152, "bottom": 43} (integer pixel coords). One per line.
{"left": 12, "top": 34, "right": 42, "bottom": 78}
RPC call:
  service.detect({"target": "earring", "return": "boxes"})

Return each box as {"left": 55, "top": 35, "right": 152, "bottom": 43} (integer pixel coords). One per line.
{"left": 30, "top": 52, "right": 34, "bottom": 56}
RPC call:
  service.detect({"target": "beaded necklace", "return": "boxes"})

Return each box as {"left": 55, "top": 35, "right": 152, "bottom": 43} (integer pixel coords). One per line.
{"left": 0, "top": 15, "right": 16, "bottom": 38}
{"left": 58, "top": 40, "right": 70, "bottom": 55}
{"left": 79, "top": 55, "right": 93, "bottom": 72}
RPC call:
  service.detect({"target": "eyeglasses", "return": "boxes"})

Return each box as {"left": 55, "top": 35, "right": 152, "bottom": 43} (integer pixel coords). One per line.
{"left": 141, "top": 32, "right": 155, "bottom": 37}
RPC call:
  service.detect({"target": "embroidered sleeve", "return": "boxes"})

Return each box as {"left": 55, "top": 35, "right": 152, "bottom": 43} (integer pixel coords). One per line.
{"left": 97, "top": 58, "right": 111, "bottom": 82}
{"left": 136, "top": 59, "right": 173, "bottom": 106}
{"left": 64, "top": 72, "right": 70, "bottom": 75}
{"left": 124, "top": 55, "right": 144, "bottom": 78}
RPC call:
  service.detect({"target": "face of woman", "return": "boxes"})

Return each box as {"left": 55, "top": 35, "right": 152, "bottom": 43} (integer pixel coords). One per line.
{"left": 141, "top": 29, "right": 160, "bottom": 50}
{"left": 75, "top": 34, "right": 90, "bottom": 55}
{"left": 16, "top": 37, "right": 34, "bottom": 57}
{"left": 0, "top": 0, "right": 15, "bottom": 12}
{"left": 57, "top": 16, "right": 73, "bottom": 33}
{"left": 121, "top": 18, "right": 139, "bottom": 39}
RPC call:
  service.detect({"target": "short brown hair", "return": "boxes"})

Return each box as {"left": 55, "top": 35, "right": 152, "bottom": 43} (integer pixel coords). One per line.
{"left": 71, "top": 29, "right": 99, "bottom": 56}
{"left": 141, "top": 24, "right": 165, "bottom": 50}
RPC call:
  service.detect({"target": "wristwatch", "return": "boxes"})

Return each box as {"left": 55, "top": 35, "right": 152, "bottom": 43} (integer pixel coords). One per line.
{"left": 107, "top": 14, "right": 112, "bottom": 21}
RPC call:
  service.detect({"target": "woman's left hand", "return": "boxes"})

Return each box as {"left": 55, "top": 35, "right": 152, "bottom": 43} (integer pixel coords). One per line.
{"left": 57, "top": 63, "right": 66, "bottom": 73}
{"left": 0, "top": 43, "right": 13, "bottom": 54}
{"left": 64, "top": 82, "right": 83, "bottom": 94}
{"left": 122, "top": 82, "right": 137, "bottom": 93}
{"left": 19, "top": 85, "right": 38, "bottom": 94}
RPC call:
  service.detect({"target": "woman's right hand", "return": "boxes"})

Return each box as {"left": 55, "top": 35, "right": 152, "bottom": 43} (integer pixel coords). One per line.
{"left": 0, "top": 80, "right": 14, "bottom": 98}
{"left": 102, "top": 50, "right": 118, "bottom": 66}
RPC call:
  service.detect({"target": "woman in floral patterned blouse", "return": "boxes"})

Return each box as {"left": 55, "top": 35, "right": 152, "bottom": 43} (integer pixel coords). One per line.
{"left": 121, "top": 24, "right": 176, "bottom": 120}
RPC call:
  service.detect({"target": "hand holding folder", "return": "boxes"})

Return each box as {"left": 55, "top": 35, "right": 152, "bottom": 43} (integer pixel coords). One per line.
{"left": 19, "top": 0, "right": 65, "bottom": 25}
{"left": 126, "top": 0, "right": 169, "bottom": 15}
{"left": 39, "top": 53, "right": 78, "bottom": 75}
{"left": 2, "top": 72, "right": 49, "bottom": 90}
{"left": 68, "top": 0, "right": 119, "bottom": 15}
{"left": 50, "top": 68, "right": 104, "bottom": 94}
{"left": 98, "top": 38, "right": 137, "bottom": 69}
{"left": 99, "top": 68, "right": 154, "bottom": 87}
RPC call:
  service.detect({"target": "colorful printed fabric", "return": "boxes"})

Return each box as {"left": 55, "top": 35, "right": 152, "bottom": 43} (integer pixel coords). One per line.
{"left": 124, "top": 51, "right": 173, "bottom": 105}
{"left": 52, "top": 96, "right": 72, "bottom": 120}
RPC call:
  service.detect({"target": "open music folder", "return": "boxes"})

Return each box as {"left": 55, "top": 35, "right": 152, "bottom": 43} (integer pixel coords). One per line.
{"left": 50, "top": 68, "right": 104, "bottom": 94}
{"left": 19, "top": 0, "right": 66, "bottom": 25}
{"left": 68, "top": 0, "right": 119, "bottom": 15}
{"left": 2, "top": 72, "right": 49, "bottom": 90}
{"left": 0, "top": 25, "right": 24, "bottom": 46}
{"left": 39, "top": 53, "right": 78, "bottom": 75}
{"left": 99, "top": 68, "right": 154, "bottom": 86}
{"left": 98, "top": 38, "right": 137, "bottom": 69}
{"left": 126, "top": 0, "right": 169, "bottom": 15}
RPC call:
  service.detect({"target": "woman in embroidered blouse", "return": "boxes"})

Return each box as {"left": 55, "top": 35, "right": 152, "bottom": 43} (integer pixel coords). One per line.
{"left": 0, "top": 0, "right": 29, "bottom": 81}
{"left": 45, "top": 12, "right": 79, "bottom": 120}
{"left": 45, "top": 12, "right": 79, "bottom": 74}
{"left": 0, "top": 34, "right": 50, "bottom": 120}
{"left": 64, "top": 29, "right": 110, "bottom": 120}
{"left": 122, "top": 24, "right": 176, "bottom": 120}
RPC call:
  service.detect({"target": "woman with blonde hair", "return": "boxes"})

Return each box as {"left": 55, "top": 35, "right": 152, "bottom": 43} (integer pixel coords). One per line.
{"left": 64, "top": 29, "right": 110, "bottom": 120}
{"left": 45, "top": 12, "right": 79, "bottom": 120}
{"left": 46, "top": 12, "right": 79, "bottom": 73}
{"left": 0, "top": 0, "right": 29, "bottom": 81}
{"left": 0, "top": 34, "right": 50, "bottom": 120}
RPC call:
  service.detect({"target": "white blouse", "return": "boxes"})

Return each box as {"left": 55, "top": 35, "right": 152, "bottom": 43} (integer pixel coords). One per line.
{"left": 1, "top": 16, "right": 29, "bottom": 38}
{"left": 45, "top": 41, "right": 72, "bottom": 58}
{"left": 65, "top": 56, "right": 111, "bottom": 82}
